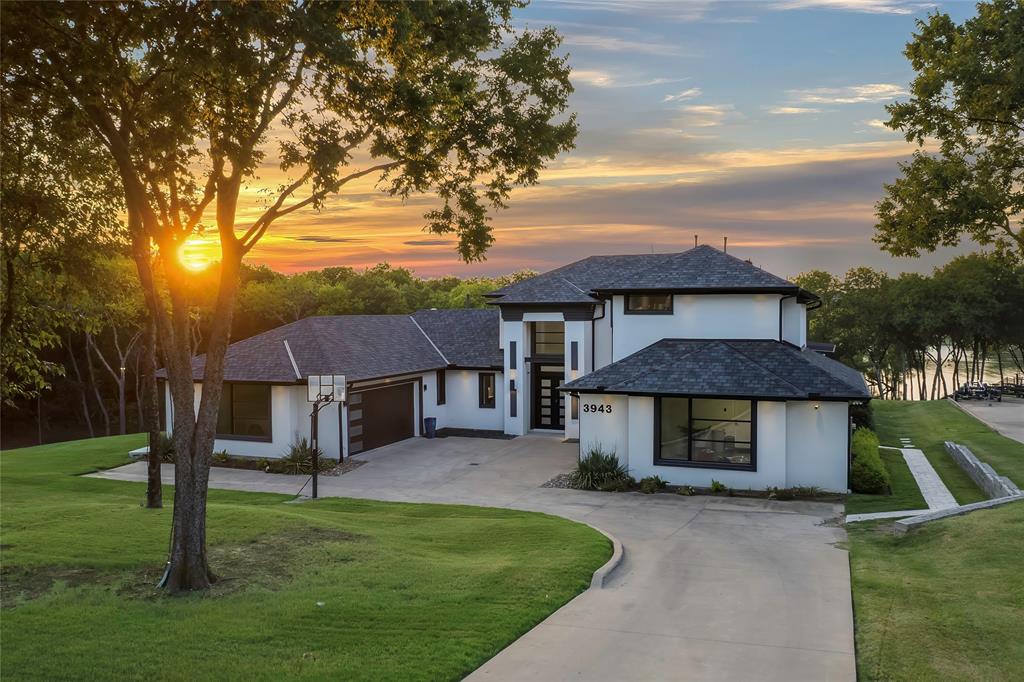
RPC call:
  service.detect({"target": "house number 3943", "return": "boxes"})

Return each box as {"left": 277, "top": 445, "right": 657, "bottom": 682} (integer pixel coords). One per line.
{"left": 582, "top": 403, "right": 612, "bottom": 413}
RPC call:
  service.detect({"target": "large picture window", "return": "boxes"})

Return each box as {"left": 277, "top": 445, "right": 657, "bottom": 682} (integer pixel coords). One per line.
{"left": 655, "top": 397, "right": 755, "bottom": 470}
{"left": 625, "top": 294, "right": 673, "bottom": 314}
{"left": 216, "top": 383, "right": 272, "bottom": 441}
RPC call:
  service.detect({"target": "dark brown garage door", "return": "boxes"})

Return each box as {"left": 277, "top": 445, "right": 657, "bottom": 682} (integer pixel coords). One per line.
{"left": 347, "top": 382, "right": 415, "bottom": 455}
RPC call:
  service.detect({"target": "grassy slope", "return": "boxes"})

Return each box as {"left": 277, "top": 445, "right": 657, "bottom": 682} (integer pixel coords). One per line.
{"left": 845, "top": 447, "right": 927, "bottom": 514}
{"left": 872, "top": 401, "right": 989, "bottom": 505}
{"left": 848, "top": 401, "right": 1024, "bottom": 680}
{"left": 1, "top": 435, "right": 610, "bottom": 681}
{"left": 849, "top": 503, "right": 1024, "bottom": 681}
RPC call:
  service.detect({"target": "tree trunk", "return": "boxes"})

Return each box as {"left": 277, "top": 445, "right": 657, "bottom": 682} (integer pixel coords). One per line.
{"left": 143, "top": 314, "right": 162, "bottom": 509}
{"left": 85, "top": 334, "right": 111, "bottom": 436}
{"left": 67, "top": 338, "right": 95, "bottom": 439}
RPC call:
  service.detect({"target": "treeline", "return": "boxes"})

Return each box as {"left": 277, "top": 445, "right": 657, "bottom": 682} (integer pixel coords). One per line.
{"left": 796, "top": 252, "right": 1024, "bottom": 400}
{"left": 0, "top": 257, "right": 532, "bottom": 448}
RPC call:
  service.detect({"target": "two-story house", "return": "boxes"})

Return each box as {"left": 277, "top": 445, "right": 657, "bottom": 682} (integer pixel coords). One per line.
{"left": 164, "top": 245, "right": 868, "bottom": 491}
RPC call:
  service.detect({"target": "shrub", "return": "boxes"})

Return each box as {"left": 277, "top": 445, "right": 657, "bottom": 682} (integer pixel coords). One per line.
{"left": 257, "top": 458, "right": 271, "bottom": 472}
{"left": 850, "top": 427, "right": 889, "bottom": 494}
{"left": 572, "top": 444, "right": 629, "bottom": 491}
{"left": 850, "top": 402, "right": 874, "bottom": 430}
{"left": 158, "top": 434, "right": 175, "bottom": 463}
{"left": 710, "top": 479, "right": 727, "bottom": 494}
{"left": 212, "top": 450, "right": 229, "bottom": 465}
{"left": 598, "top": 476, "right": 635, "bottom": 492}
{"left": 638, "top": 475, "right": 667, "bottom": 494}
{"left": 280, "top": 437, "right": 331, "bottom": 475}
{"left": 676, "top": 485, "right": 696, "bottom": 496}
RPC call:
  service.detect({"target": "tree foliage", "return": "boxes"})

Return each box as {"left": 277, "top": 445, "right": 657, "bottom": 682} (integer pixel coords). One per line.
{"left": 0, "top": 86, "right": 124, "bottom": 404}
{"left": 2, "top": 0, "right": 576, "bottom": 590}
{"left": 796, "top": 252, "right": 1024, "bottom": 399}
{"left": 875, "top": 0, "right": 1024, "bottom": 258}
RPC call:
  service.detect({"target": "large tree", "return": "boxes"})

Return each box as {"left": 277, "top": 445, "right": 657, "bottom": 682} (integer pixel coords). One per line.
{"left": 875, "top": 0, "right": 1024, "bottom": 259}
{"left": 2, "top": 1, "right": 575, "bottom": 590}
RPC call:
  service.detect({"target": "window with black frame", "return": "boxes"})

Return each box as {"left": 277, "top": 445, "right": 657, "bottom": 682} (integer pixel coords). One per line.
{"left": 216, "top": 383, "right": 272, "bottom": 441}
{"left": 532, "top": 321, "right": 565, "bottom": 356}
{"left": 478, "top": 373, "right": 496, "bottom": 408}
{"left": 656, "top": 397, "right": 754, "bottom": 469}
{"left": 625, "top": 294, "right": 673, "bottom": 313}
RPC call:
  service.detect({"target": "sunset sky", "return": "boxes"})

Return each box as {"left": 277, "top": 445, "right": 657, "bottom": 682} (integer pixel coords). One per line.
{"left": 208, "top": 0, "right": 981, "bottom": 281}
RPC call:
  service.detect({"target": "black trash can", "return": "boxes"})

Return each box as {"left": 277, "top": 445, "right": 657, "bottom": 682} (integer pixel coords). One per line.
{"left": 424, "top": 417, "right": 437, "bottom": 439}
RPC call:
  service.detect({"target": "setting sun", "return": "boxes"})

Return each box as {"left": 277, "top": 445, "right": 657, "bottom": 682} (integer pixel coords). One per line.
{"left": 177, "top": 238, "right": 214, "bottom": 272}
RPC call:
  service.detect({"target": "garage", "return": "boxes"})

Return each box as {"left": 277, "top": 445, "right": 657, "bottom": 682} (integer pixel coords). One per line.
{"left": 347, "top": 382, "right": 416, "bottom": 455}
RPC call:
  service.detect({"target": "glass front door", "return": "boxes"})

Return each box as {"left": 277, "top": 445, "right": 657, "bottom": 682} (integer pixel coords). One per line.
{"left": 533, "top": 365, "right": 565, "bottom": 430}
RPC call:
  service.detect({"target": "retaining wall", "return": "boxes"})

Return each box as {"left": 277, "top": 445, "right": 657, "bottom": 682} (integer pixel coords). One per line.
{"left": 944, "top": 441, "right": 1021, "bottom": 499}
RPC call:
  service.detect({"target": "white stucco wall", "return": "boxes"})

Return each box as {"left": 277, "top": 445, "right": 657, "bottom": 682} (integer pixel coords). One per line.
{"left": 577, "top": 394, "right": 849, "bottom": 491}
{"left": 785, "top": 401, "right": 849, "bottom": 492}
{"left": 432, "top": 369, "right": 504, "bottom": 431}
{"left": 563, "top": 320, "right": 592, "bottom": 440}
{"left": 593, "top": 301, "right": 612, "bottom": 370}
{"left": 502, "top": 318, "right": 526, "bottom": 435}
{"left": 165, "top": 383, "right": 341, "bottom": 460}
{"left": 578, "top": 394, "right": 630, "bottom": 466}
{"left": 781, "top": 297, "right": 807, "bottom": 348}
{"left": 611, "top": 294, "right": 783, "bottom": 360}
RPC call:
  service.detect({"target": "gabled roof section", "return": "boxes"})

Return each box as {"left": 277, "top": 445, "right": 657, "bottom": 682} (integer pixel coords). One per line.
{"left": 488, "top": 245, "right": 809, "bottom": 305}
{"left": 562, "top": 339, "right": 869, "bottom": 400}
{"left": 411, "top": 308, "right": 503, "bottom": 369}
{"left": 172, "top": 315, "right": 449, "bottom": 384}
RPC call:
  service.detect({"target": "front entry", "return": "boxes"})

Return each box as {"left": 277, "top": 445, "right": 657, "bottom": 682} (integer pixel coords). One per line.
{"left": 533, "top": 365, "right": 565, "bottom": 430}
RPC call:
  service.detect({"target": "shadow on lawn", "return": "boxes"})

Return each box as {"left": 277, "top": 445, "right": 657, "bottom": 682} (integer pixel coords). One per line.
{"left": 2, "top": 525, "right": 360, "bottom": 605}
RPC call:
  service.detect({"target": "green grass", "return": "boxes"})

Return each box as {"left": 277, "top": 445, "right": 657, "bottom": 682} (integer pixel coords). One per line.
{"left": 848, "top": 503, "right": 1024, "bottom": 681}
{"left": 874, "top": 400, "right": 1021, "bottom": 505}
{"left": 845, "top": 447, "right": 927, "bottom": 515}
{"left": 1, "top": 435, "right": 610, "bottom": 681}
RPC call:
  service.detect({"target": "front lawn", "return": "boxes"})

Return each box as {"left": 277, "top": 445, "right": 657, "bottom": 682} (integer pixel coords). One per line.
{"left": 873, "top": 401, "right": 998, "bottom": 506}
{"left": 847, "top": 401, "right": 1024, "bottom": 680}
{"left": 848, "top": 503, "right": 1024, "bottom": 681}
{"left": 1, "top": 435, "right": 610, "bottom": 681}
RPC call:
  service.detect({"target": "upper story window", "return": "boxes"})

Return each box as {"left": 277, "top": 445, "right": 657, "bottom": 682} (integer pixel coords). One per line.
{"left": 216, "top": 383, "right": 272, "bottom": 441}
{"left": 625, "top": 294, "right": 673, "bottom": 314}
{"left": 532, "top": 321, "right": 564, "bottom": 356}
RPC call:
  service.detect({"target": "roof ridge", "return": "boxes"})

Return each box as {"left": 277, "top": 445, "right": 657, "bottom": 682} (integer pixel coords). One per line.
{"left": 408, "top": 314, "right": 450, "bottom": 365}
{"left": 799, "top": 346, "right": 868, "bottom": 394}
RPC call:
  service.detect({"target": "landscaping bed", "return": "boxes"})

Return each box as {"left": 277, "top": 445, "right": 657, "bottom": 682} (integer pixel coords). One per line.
{"left": 1, "top": 434, "right": 611, "bottom": 681}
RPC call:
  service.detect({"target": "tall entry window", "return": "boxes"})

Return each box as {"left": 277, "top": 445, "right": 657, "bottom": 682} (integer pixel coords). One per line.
{"left": 656, "top": 398, "right": 755, "bottom": 470}
{"left": 216, "top": 383, "right": 272, "bottom": 441}
{"left": 479, "top": 373, "right": 496, "bottom": 408}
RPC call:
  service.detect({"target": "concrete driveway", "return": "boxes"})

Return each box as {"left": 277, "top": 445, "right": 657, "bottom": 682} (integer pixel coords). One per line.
{"left": 953, "top": 396, "right": 1024, "bottom": 444}
{"left": 93, "top": 435, "right": 855, "bottom": 681}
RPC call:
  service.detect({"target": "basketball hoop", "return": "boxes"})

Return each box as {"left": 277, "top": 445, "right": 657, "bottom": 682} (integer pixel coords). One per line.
{"left": 305, "top": 374, "right": 345, "bottom": 499}
{"left": 307, "top": 374, "right": 346, "bottom": 403}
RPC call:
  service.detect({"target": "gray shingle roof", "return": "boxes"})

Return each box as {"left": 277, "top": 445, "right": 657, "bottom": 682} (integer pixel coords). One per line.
{"left": 488, "top": 245, "right": 803, "bottom": 305}
{"left": 174, "top": 315, "right": 448, "bottom": 384}
{"left": 562, "top": 339, "right": 869, "bottom": 400}
{"left": 411, "top": 308, "right": 503, "bottom": 368}
{"left": 166, "top": 309, "right": 505, "bottom": 384}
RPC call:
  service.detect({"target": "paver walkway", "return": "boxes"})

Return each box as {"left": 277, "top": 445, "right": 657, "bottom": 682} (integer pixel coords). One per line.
{"left": 846, "top": 440, "right": 958, "bottom": 523}
{"left": 93, "top": 435, "right": 855, "bottom": 681}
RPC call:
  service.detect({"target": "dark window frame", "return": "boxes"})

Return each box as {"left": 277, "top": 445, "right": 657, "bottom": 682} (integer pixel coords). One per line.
{"left": 216, "top": 382, "right": 273, "bottom": 442}
{"left": 531, "top": 321, "right": 565, "bottom": 358}
{"left": 478, "top": 372, "right": 496, "bottom": 409}
{"left": 436, "top": 369, "right": 446, "bottom": 405}
{"left": 653, "top": 397, "right": 757, "bottom": 471}
{"left": 624, "top": 293, "right": 674, "bottom": 315}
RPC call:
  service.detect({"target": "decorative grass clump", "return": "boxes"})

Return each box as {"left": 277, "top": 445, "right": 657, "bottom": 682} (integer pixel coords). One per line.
{"left": 572, "top": 444, "right": 630, "bottom": 491}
